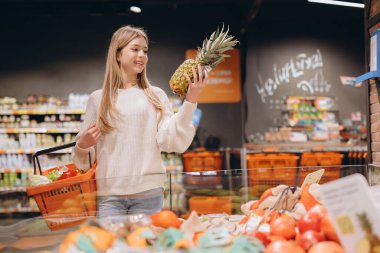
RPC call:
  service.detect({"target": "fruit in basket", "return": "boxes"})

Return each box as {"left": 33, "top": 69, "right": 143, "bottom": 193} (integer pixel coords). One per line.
{"left": 150, "top": 210, "right": 182, "bottom": 229}
{"left": 169, "top": 25, "right": 239, "bottom": 98}
{"left": 298, "top": 212, "right": 321, "bottom": 234}
{"left": 270, "top": 216, "right": 296, "bottom": 240}
{"left": 321, "top": 215, "right": 340, "bottom": 243}
{"left": 264, "top": 240, "right": 305, "bottom": 253}
{"left": 308, "top": 241, "right": 345, "bottom": 253}
{"left": 296, "top": 230, "right": 325, "bottom": 251}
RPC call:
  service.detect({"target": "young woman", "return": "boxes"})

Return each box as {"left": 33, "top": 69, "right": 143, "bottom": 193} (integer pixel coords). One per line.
{"left": 72, "top": 25, "right": 207, "bottom": 216}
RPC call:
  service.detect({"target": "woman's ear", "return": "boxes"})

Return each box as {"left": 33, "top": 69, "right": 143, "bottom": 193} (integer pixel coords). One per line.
{"left": 116, "top": 50, "right": 121, "bottom": 62}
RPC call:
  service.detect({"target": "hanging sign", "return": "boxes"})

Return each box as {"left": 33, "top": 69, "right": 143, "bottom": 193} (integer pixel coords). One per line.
{"left": 185, "top": 49, "right": 241, "bottom": 103}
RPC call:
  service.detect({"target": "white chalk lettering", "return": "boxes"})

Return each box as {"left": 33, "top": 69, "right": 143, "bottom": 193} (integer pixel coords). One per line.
{"left": 255, "top": 49, "right": 327, "bottom": 103}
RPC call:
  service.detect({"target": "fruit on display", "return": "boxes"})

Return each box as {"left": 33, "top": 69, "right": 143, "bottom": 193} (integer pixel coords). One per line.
{"left": 58, "top": 182, "right": 353, "bottom": 252}
{"left": 169, "top": 25, "right": 239, "bottom": 98}
{"left": 150, "top": 210, "right": 182, "bottom": 229}
{"left": 297, "top": 212, "right": 322, "bottom": 234}
{"left": 264, "top": 240, "right": 305, "bottom": 253}
{"left": 296, "top": 230, "right": 325, "bottom": 251}
{"left": 270, "top": 216, "right": 296, "bottom": 240}
{"left": 321, "top": 215, "right": 340, "bottom": 243}
{"left": 308, "top": 241, "right": 345, "bottom": 253}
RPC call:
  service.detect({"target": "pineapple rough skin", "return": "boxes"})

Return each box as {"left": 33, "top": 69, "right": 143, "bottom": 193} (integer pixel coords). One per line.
{"left": 169, "top": 59, "right": 199, "bottom": 99}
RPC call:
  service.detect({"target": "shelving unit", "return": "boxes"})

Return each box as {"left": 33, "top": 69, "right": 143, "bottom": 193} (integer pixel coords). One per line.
{"left": 0, "top": 95, "right": 88, "bottom": 216}
{"left": 282, "top": 96, "right": 340, "bottom": 141}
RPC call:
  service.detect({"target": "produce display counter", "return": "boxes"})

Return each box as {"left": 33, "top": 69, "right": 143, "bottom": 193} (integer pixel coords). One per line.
{"left": 0, "top": 165, "right": 379, "bottom": 252}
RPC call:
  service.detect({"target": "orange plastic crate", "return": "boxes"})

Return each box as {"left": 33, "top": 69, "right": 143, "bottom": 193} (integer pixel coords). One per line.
{"left": 247, "top": 154, "right": 299, "bottom": 186}
{"left": 26, "top": 164, "right": 97, "bottom": 231}
{"left": 189, "top": 196, "right": 232, "bottom": 214}
{"left": 300, "top": 152, "right": 343, "bottom": 166}
{"left": 183, "top": 151, "right": 222, "bottom": 172}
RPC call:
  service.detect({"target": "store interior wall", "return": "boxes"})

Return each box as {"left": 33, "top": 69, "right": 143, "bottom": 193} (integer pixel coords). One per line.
{"left": 0, "top": 1, "right": 366, "bottom": 147}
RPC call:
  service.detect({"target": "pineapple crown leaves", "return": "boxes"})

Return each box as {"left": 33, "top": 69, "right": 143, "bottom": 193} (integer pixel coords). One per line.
{"left": 195, "top": 24, "right": 239, "bottom": 69}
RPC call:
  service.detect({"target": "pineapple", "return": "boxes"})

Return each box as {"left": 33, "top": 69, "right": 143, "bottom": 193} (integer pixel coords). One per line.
{"left": 169, "top": 25, "right": 239, "bottom": 98}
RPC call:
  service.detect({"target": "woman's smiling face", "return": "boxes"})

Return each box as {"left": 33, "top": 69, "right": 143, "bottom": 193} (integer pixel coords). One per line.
{"left": 117, "top": 36, "right": 148, "bottom": 77}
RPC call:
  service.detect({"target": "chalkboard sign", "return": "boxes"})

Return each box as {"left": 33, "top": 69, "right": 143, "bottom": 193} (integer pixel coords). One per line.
{"left": 245, "top": 24, "right": 366, "bottom": 142}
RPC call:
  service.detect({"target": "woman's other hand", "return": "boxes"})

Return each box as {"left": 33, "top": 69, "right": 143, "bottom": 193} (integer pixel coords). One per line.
{"left": 184, "top": 64, "right": 209, "bottom": 103}
{"left": 77, "top": 125, "right": 102, "bottom": 149}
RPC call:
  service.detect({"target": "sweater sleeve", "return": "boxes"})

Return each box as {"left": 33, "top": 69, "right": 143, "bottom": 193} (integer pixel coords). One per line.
{"left": 71, "top": 92, "right": 97, "bottom": 170}
{"left": 156, "top": 89, "right": 197, "bottom": 153}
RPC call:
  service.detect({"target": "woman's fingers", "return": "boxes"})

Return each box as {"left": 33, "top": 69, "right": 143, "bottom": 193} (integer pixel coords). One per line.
{"left": 184, "top": 73, "right": 192, "bottom": 86}
{"left": 198, "top": 64, "right": 203, "bottom": 83}
{"left": 94, "top": 131, "right": 102, "bottom": 142}
{"left": 192, "top": 67, "right": 198, "bottom": 84}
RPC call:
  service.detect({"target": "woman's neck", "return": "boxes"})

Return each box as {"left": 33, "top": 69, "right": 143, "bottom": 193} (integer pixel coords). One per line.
{"left": 121, "top": 72, "right": 138, "bottom": 89}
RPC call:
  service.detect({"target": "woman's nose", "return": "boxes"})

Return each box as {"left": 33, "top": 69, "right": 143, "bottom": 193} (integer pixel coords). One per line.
{"left": 138, "top": 50, "right": 146, "bottom": 57}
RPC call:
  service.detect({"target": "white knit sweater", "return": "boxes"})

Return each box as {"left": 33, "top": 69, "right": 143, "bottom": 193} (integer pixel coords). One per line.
{"left": 72, "top": 86, "right": 196, "bottom": 196}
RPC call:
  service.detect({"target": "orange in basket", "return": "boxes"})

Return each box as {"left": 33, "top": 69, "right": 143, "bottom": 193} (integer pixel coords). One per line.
{"left": 189, "top": 196, "right": 232, "bottom": 214}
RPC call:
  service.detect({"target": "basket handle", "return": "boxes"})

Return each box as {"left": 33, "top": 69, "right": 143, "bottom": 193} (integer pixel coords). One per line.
{"left": 32, "top": 142, "right": 92, "bottom": 175}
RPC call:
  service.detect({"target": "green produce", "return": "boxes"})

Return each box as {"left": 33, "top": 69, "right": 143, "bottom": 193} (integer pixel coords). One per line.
{"left": 46, "top": 169, "right": 62, "bottom": 181}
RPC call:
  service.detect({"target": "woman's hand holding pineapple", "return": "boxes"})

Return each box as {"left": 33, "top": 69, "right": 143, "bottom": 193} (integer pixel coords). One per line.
{"left": 77, "top": 125, "right": 102, "bottom": 149}
{"left": 184, "top": 64, "right": 209, "bottom": 103}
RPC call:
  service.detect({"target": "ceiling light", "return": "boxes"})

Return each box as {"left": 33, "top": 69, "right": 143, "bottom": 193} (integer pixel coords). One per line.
{"left": 129, "top": 6, "right": 141, "bottom": 13}
{"left": 129, "top": 0, "right": 142, "bottom": 13}
{"left": 308, "top": 0, "right": 364, "bottom": 8}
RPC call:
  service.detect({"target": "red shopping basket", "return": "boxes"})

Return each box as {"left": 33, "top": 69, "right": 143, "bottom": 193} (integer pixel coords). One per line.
{"left": 26, "top": 142, "right": 97, "bottom": 231}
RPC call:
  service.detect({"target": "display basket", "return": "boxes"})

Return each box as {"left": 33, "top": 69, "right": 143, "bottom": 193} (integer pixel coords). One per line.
{"left": 182, "top": 151, "right": 223, "bottom": 186}
{"left": 247, "top": 153, "right": 299, "bottom": 186}
{"left": 26, "top": 142, "right": 97, "bottom": 231}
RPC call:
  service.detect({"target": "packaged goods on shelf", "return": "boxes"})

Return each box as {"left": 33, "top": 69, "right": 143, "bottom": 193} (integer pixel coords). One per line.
{"left": 0, "top": 94, "right": 87, "bottom": 216}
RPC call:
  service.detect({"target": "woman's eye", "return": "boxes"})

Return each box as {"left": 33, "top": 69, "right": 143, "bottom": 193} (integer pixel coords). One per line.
{"left": 132, "top": 48, "right": 138, "bottom": 51}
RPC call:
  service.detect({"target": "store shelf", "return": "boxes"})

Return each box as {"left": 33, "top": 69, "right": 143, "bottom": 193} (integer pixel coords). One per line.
{"left": 0, "top": 186, "right": 27, "bottom": 192}
{"left": 0, "top": 108, "right": 85, "bottom": 115}
{"left": 0, "top": 148, "right": 72, "bottom": 154}
{"left": 0, "top": 207, "right": 39, "bottom": 214}
{"left": 0, "top": 128, "right": 79, "bottom": 134}
{"left": 282, "top": 109, "right": 339, "bottom": 112}
{"left": 0, "top": 211, "right": 40, "bottom": 219}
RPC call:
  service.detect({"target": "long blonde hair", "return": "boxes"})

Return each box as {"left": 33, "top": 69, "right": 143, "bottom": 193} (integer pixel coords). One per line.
{"left": 98, "top": 25, "right": 164, "bottom": 133}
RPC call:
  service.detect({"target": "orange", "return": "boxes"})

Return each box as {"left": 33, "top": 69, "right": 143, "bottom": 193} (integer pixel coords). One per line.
{"left": 149, "top": 210, "right": 181, "bottom": 229}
